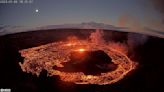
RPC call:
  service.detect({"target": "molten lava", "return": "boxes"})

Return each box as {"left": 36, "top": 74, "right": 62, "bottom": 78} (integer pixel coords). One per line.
{"left": 78, "top": 48, "right": 85, "bottom": 52}
{"left": 19, "top": 30, "right": 138, "bottom": 85}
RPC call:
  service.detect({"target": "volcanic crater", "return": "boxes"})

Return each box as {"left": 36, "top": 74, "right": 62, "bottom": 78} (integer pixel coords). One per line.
{"left": 54, "top": 50, "right": 118, "bottom": 75}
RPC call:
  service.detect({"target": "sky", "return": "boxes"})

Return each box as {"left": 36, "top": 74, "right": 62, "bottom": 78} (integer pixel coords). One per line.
{"left": 0, "top": 0, "right": 163, "bottom": 30}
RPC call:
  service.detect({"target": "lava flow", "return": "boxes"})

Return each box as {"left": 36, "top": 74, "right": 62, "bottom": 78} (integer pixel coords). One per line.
{"left": 19, "top": 29, "right": 137, "bottom": 85}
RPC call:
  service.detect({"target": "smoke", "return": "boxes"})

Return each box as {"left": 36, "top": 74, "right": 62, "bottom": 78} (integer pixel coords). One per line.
{"left": 127, "top": 33, "right": 148, "bottom": 50}
{"left": 67, "top": 36, "right": 79, "bottom": 42}
{"left": 118, "top": 12, "right": 164, "bottom": 38}
{"left": 118, "top": 14, "right": 130, "bottom": 27}
{"left": 151, "top": 0, "right": 164, "bottom": 18}
{"left": 118, "top": 14, "right": 144, "bottom": 33}
{"left": 118, "top": 14, "right": 149, "bottom": 48}
{"left": 89, "top": 29, "right": 128, "bottom": 55}
{"left": 89, "top": 29, "right": 149, "bottom": 57}
{"left": 108, "top": 41, "right": 128, "bottom": 55}
{"left": 89, "top": 29, "right": 105, "bottom": 45}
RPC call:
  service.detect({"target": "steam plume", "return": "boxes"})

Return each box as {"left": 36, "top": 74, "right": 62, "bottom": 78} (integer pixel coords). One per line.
{"left": 89, "top": 29, "right": 105, "bottom": 45}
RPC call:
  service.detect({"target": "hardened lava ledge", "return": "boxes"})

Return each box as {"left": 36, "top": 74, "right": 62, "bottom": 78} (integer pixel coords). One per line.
{"left": 19, "top": 40, "right": 137, "bottom": 85}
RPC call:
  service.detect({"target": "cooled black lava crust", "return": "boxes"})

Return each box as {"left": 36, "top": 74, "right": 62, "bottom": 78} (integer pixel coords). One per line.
{"left": 54, "top": 50, "right": 118, "bottom": 75}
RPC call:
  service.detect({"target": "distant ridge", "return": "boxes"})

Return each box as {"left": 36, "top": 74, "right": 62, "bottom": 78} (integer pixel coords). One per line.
{"left": 0, "top": 22, "right": 163, "bottom": 38}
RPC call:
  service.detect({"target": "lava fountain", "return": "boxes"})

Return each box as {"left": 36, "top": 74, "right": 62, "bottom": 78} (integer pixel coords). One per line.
{"left": 19, "top": 29, "right": 138, "bottom": 85}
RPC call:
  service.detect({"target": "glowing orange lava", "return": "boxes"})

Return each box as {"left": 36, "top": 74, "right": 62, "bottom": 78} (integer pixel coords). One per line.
{"left": 78, "top": 48, "right": 85, "bottom": 52}
{"left": 19, "top": 30, "right": 138, "bottom": 85}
